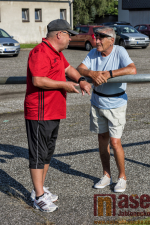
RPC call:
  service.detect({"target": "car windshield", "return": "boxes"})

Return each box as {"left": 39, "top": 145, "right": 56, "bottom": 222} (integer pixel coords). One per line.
{"left": 0, "top": 29, "right": 11, "bottom": 38}
{"left": 119, "top": 26, "right": 139, "bottom": 34}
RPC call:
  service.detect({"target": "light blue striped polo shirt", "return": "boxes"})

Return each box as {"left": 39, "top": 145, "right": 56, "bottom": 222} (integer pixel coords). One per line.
{"left": 82, "top": 45, "right": 133, "bottom": 109}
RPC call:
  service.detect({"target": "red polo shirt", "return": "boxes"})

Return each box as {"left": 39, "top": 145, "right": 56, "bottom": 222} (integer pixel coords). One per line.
{"left": 24, "top": 38, "right": 69, "bottom": 120}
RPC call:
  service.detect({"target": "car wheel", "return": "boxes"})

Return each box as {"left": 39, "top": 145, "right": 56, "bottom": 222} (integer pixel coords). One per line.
{"left": 13, "top": 54, "right": 19, "bottom": 57}
{"left": 85, "top": 42, "right": 92, "bottom": 51}
{"left": 142, "top": 46, "right": 147, "bottom": 49}
{"left": 119, "top": 39, "right": 125, "bottom": 48}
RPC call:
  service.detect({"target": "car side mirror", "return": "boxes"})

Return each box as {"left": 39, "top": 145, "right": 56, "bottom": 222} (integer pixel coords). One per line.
{"left": 11, "top": 36, "right": 14, "bottom": 38}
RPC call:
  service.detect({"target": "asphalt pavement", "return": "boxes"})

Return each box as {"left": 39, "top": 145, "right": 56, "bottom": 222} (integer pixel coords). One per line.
{"left": 0, "top": 46, "right": 150, "bottom": 225}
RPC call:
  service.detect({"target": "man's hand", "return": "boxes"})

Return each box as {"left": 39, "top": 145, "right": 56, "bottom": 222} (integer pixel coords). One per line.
{"left": 63, "top": 81, "right": 79, "bottom": 93}
{"left": 77, "top": 62, "right": 137, "bottom": 87}
{"left": 79, "top": 80, "right": 91, "bottom": 95}
{"left": 92, "top": 71, "right": 109, "bottom": 86}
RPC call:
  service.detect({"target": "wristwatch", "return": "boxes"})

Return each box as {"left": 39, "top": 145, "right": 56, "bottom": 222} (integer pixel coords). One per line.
{"left": 78, "top": 76, "right": 86, "bottom": 83}
{"left": 109, "top": 70, "right": 113, "bottom": 78}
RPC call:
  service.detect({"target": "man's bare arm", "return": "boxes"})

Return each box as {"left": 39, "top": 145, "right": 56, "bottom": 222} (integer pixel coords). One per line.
{"left": 32, "top": 76, "right": 79, "bottom": 93}
{"left": 77, "top": 63, "right": 137, "bottom": 86}
{"left": 65, "top": 65, "right": 91, "bottom": 95}
{"left": 101, "top": 63, "right": 137, "bottom": 80}
{"left": 77, "top": 63, "right": 108, "bottom": 86}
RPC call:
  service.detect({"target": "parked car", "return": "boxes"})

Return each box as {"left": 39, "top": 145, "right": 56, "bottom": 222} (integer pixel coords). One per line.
{"left": 101, "top": 21, "right": 131, "bottom": 26}
{"left": 0, "top": 28, "right": 20, "bottom": 57}
{"left": 109, "top": 25, "right": 149, "bottom": 48}
{"left": 69, "top": 25, "right": 103, "bottom": 51}
{"left": 134, "top": 24, "right": 150, "bottom": 38}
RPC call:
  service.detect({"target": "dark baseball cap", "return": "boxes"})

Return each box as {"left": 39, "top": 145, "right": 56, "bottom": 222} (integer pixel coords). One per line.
{"left": 47, "top": 19, "right": 78, "bottom": 36}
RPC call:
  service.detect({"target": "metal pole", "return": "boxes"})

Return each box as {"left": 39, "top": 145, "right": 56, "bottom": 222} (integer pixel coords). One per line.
{"left": 0, "top": 76, "right": 27, "bottom": 84}
{"left": 1, "top": 74, "right": 150, "bottom": 85}
{"left": 85, "top": 74, "right": 150, "bottom": 83}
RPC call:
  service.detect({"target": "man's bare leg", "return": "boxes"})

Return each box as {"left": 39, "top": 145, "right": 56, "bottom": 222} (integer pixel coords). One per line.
{"left": 30, "top": 169, "right": 44, "bottom": 197}
{"left": 42, "top": 164, "right": 49, "bottom": 185}
{"left": 30, "top": 163, "right": 50, "bottom": 197}
{"left": 110, "top": 137, "right": 126, "bottom": 180}
{"left": 98, "top": 132, "right": 111, "bottom": 178}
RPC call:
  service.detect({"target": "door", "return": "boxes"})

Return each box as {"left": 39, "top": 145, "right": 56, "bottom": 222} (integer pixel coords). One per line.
{"left": 139, "top": 25, "right": 149, "bottom": 36}
{"left": 69, "top": 27, "right": 80, "bottom": 47}
{"left": 77, "top": 27, "right": 89, "bottom": 47}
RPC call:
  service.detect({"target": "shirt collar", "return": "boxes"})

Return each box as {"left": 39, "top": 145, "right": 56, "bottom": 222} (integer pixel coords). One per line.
{"left": 42, "top": 38, "right": 60, "bottom": 56}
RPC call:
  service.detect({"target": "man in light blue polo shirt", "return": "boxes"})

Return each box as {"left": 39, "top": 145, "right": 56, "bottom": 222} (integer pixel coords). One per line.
{"left": 77, "top": 27, "right": 137, "bottom": 192}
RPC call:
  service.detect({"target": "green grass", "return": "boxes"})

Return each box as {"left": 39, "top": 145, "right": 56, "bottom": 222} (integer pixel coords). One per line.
{"left": 20, "top": 43, "right": 39, "bottom": 49}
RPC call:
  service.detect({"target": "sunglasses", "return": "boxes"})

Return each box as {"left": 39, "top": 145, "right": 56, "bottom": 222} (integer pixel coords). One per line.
{"left": 95, "top": 32, "right": 112, "bottom": 39}
{"left": 61, "top": 31, "right": 72, "bottom": 37}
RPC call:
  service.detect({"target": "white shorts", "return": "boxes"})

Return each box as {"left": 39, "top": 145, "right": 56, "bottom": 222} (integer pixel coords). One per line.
{"left": 90, "top": 104, "right": 127, "bottom": 139}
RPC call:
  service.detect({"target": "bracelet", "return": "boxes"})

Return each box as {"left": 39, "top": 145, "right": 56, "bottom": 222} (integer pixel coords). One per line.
{"left": 109, "top": 70, "right": 113, "bottom": 78}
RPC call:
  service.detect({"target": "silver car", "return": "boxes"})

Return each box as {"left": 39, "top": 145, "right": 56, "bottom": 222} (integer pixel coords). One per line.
{"left": 0, "top": 28, "right": 20, "bottom": 57}
{"left": 110, "top": 25, "right": 149, "bottom": 49}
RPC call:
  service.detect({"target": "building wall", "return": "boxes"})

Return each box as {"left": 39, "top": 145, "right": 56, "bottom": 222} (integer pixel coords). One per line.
{"left": 118, "top": 0, "right": 129, "bottom": 22}
{"left": 118, "top": 0, "right": 150, "bottom": 27}
{"left": 129, "top": 11, "right": 150, "bottom": 26}
{"left": 0, "top": 1, "right": 71, "bottom": 43}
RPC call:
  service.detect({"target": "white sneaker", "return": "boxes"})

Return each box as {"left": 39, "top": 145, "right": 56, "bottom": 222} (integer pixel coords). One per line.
{"left": 114, "top": 177, "right": 126, "bottom": 192}
{"left": 31, "top": 186, "right": 58, "bottom": 202}
{"left": 94, "top": 175, "right": 112, "bottom": 189}
{"left": 33, "top": 193, "right": 58, "bottom": 212}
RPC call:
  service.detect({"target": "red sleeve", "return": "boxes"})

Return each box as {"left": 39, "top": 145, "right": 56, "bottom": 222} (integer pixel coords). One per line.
{"left": 28, "top": 50, "right": 51, "bottom": 77}
{"left": 60, "top": 52, "right": 70, "bottom": 69}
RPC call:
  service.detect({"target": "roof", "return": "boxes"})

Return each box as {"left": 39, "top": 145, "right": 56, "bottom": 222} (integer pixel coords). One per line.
{"left": 122, "top": 0, "right": 150, "bottom": 10}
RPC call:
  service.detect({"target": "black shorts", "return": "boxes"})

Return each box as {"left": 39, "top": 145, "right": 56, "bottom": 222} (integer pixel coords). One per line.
{"left": 25, "top": 119, "right": 60, "bottom": 169}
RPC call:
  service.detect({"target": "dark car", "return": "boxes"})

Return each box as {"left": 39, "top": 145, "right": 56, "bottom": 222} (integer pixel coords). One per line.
{"left": 69, "top": 25, "right": 103, "bottom": 51}
{"left": 101, "top": 21, "right": 131, "bottom": 26}
{"left": 0, "top": 28, "right": 20, "bottom": 57}
{"left": 134, "top": 24, "right": 150, "bottom": 38}
{"left": 109, "top": 25, "right": 149, "bottom": 49}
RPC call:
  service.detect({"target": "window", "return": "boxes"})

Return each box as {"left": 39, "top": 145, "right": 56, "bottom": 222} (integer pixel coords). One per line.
{"left": 22, "top": 9, "right": 29, "bottom": 22}
{"left": 80, "top": 27, "right": 89, "bottom": 33}
{"left": 60, "top": 9, "right": 66, "bottom": 20}
{"left": 139, "top": 25, "right": 147, "bottom": 31}
{"left": 74, "top": 27, "right": 80, "bottom": 33}
{"left": 111, "top": 26, "right": 118, "bottom": 34}
{"left": 35, "top": 9, "right": 42, "bottom": 22}
{"left": 119, "top": 26, "right": 138, "bottom": 34}
{"left": 0, "top": 29, "right": 10, "bottom": 38}
{"left": 134, "top": 25, "right": 140, "bottom": 30}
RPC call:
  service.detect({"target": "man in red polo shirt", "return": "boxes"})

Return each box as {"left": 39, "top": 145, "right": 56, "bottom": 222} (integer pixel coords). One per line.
{"left": 24, "top": 19, "right": 91, "bottom": 212}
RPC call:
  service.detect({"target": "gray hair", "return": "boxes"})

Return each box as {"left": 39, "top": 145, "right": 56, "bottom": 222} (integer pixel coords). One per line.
{"left": 95, "top": 27, "right": 116, "bottom": 43}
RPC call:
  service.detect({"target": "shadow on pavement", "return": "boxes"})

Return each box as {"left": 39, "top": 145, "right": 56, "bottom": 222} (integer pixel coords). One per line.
{"left": 53, "top": 140, "right": 150, "bottom": 168}
{"left": 50, "top": 157, "right": 99, "bottom": 183}
{"left": 0, "top": 169, "right": 32, "bottom": 207}
{"left": 0, "top": 140, "right": 150, "bottom": 202}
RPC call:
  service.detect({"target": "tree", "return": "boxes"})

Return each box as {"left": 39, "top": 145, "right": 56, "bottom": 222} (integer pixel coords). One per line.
{"left": 73, "top": 0, "right": 89, "bottom": 26}
{"left": 73, "top": 0, "right": 118, "bottom": 27}
{"left": 106, "top": 0, "right": 118, "bottom": 16}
